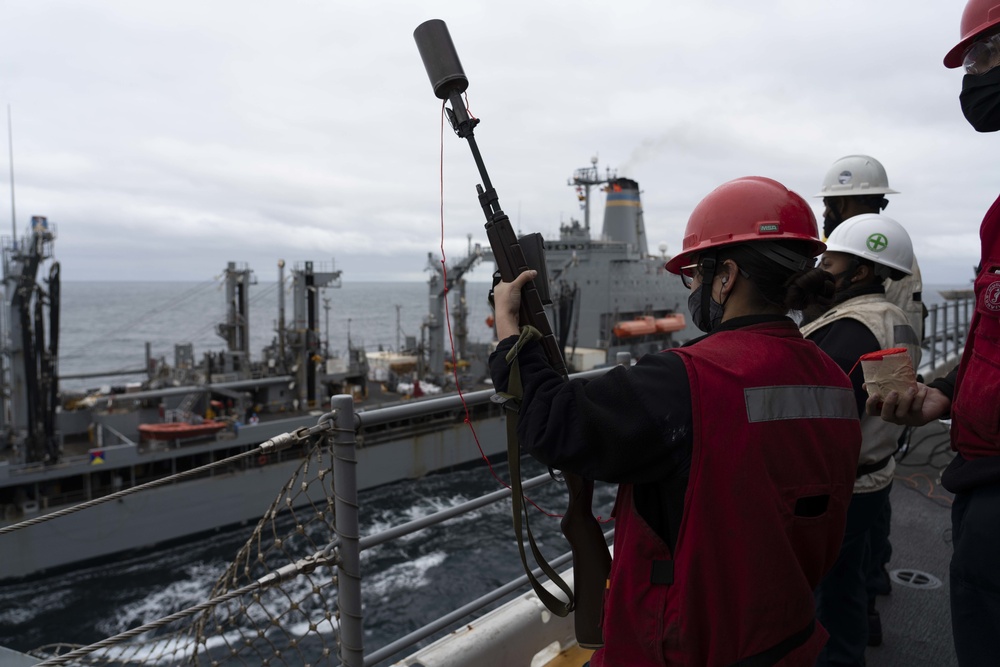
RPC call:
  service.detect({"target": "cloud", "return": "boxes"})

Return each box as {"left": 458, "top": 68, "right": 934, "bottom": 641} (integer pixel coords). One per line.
{"left": 0, "top": 0, "right": 989, "bottom": 285}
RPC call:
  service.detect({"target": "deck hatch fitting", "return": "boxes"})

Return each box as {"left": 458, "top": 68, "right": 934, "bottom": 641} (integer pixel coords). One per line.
{"left": 889, "top": 569, "right": 943, "bottom": 590}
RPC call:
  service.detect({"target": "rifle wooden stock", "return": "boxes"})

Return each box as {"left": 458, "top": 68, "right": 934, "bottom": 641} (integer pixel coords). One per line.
{"left": 485, "top": 202, "right": 611, "bottom": 649}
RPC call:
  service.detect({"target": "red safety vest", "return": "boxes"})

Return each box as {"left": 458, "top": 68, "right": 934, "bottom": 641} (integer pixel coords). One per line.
{"left": 591, "top": 321, "right": 861, "bottom": 666}
{"left": 951, "top": 194, "right": 1000, "bottom": 460}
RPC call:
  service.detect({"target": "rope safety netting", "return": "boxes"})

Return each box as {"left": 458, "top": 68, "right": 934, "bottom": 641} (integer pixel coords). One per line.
{"left": 30, "top": 424, "right": 348, "bottom": 667}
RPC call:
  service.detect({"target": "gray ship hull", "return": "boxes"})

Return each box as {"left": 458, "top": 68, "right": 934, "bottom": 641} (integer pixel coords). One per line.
{"left": 0, "top": 411, "right": 506, "bottom": 581}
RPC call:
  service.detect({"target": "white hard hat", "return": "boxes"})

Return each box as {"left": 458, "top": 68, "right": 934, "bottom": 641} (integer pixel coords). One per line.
{"left": 823, "top": 213, "right": 913, "bottom": 276}
{"left": 815, "top": 155, "right": 899, "bottom": 198}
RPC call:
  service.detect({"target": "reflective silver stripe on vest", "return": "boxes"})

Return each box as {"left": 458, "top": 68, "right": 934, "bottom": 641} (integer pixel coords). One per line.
{"left": 893, "top": 324, "right": 920, "bottom": 346}
{"left": 744, "top": 385, "right": 857, "bottom": 423}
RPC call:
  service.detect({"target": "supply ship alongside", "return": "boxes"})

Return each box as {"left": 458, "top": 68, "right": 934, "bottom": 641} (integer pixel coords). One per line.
{"left": 0, "top": 162, "right": 692, "bottom": 582}
{"left": 540, "top": 158, "right": 697, "bottom": 363}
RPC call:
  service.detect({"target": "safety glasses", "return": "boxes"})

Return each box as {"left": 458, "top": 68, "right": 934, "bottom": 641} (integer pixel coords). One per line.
{"left": 964, "top": 32, "right": 1000, "bottom": 75}
{"left": 679, "top": 263, "right": 699, "bottom": 289}
{"left": 680, "top": 257, "right": 751, "bottom": 289}
{"left": 680, "top": 257, "right": 717, "bottom": 289}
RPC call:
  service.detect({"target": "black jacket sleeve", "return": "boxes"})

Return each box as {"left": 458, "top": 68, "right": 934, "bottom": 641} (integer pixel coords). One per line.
{"left": 927, "top": 366, "right": 958, "bottom": 402}
{"left": 806, "top": 318, "right": 880, "bottom": 418}
{"left": 489, "top": 335, "right": 692, "bottom": 484}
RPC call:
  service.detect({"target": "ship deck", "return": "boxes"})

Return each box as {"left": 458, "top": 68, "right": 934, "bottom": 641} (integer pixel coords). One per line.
{"left": 868, "top": 417, "right": 957, "bottom": 667}
{"left": 544, "top": 645, "right": 594, "bottom": 667}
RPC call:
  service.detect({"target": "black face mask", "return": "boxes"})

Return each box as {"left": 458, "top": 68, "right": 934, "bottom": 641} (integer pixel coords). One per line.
{"left": 687, "top": 283, "right": 725, "bottom": 333}
{"left": 827, "top": 269, "right": 854, "bottom": 299}
{"left": 960, "top": 66, "right": 1000, "bottom": 132}
{"left": 828, "top": 264, "right": 878, "bottom": 306}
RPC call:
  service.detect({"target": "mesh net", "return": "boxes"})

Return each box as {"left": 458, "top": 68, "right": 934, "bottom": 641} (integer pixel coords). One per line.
{"left": 32, "top": 436, "right": 346, "bottom": 666}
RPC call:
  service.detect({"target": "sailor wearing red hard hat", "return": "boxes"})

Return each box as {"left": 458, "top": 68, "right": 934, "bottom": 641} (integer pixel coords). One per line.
{"left": 491, "top": 176, "right": 862, "bottom": 665}
{"left": 870, "top": 1, "right": 1000, "bottom": 664}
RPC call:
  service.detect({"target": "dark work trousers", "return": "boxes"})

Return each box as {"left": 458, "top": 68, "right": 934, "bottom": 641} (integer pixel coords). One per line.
{"left": 950, "top": 482, "right": 1000, "bottom": 666}
{"left": 866, "top": 481, "right": 893, "bottom": 599}
{"left": 815, "top": 486, "right": 891, "bottom": 667}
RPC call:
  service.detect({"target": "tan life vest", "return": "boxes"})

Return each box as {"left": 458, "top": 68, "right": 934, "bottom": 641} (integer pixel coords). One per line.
{"left": 801, "top": 293, "right": 919, "bottom": 493}
{"left": 884, "top": 255, "right": 925, "bottom": 363}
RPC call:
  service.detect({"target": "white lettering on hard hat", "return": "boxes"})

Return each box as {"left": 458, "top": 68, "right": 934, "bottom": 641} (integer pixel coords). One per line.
{"left": 838, "top": 170, "right": 852, "bottom": 184}
{"left": 759, "top": 223, "right": 780, "bottom": 233}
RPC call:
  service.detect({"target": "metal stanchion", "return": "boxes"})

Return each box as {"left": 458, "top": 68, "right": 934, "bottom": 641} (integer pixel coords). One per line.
{"left": 331, "top": 394, "right": 364, "bottom": 667}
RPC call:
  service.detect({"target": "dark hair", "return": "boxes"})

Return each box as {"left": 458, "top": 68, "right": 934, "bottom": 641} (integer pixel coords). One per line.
{"left": 837, "top": 253, "right": 907, "bottom": 284}
{"left": 716, "top": 240, "right": 835, "bottom": 312}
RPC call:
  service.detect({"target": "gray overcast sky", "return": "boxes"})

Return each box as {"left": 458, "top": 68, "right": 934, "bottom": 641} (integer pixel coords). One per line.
{"left": 0, "top": 0, "right": 989, "bottom": 285}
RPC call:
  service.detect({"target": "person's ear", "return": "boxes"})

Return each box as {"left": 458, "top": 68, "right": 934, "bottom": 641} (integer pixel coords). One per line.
{"left": 717, "top": 260, "right": 737, "bottom": 296}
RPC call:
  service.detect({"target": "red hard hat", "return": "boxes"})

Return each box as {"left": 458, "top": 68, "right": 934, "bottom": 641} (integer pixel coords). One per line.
{"left": 944, "top": 0, "right": 1000, "bottom": 68}
{"left": 665, "top": 176, "right": 825, "bottom": 274}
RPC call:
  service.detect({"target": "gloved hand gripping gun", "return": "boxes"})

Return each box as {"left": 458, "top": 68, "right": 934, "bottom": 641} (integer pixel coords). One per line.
{"left": 413, "top": 19, "right": 611, "bottom": 649}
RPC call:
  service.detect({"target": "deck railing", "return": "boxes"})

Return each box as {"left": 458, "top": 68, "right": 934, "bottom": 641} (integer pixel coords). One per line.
{"left": 920, "top": 296, "right": 975, "bottom": 378}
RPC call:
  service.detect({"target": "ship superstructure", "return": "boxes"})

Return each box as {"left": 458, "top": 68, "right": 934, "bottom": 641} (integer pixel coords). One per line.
{"left": 0, "top": 216, "right": 59, "bottom": 467}
{"left": 543, "top": 160, "right": 697, "bottom": 370}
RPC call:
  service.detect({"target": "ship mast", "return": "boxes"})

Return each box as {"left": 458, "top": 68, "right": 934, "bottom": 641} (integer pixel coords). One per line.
{"left": 2, "top": 218, "right": 57, "bottom": 463}
{"left": 424, "top": 238, "right": 483, "bottom": 384}
{"left": 288, "top": 260, "right": 341, "bottom": 409}
{"left": 567, "top": 155, "right": 615, "bottom": 235}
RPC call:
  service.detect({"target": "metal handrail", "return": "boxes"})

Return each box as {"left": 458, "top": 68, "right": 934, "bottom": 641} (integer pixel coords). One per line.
{"left": 351, "top": 366, "right": 607, "bottom": 430}
{"left": 920, "top": 297, "right": 974, "bottom": 376}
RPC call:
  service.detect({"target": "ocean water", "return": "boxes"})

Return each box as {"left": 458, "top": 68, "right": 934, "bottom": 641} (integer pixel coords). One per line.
{"left": 57, "top": 279, "right": 498, "bottom": 391}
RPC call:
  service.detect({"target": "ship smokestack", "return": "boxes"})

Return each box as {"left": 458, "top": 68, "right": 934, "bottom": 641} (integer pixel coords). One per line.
{"left": 602, "top": 178, "right": 648, "bottom": 257}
